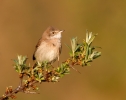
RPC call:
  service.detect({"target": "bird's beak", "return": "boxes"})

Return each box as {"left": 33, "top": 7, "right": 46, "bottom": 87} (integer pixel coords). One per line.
{"left": 60, "top": 30, "right": 65, "bottom": 33}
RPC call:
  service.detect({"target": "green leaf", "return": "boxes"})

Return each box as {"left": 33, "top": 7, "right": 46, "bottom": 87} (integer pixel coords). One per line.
{"left": 71, "top": 37, "right": 77, "bottom": 56}
{"left": 75, "top": 44, "right": 82, "bottom": 52}
{"left": 87, "top": 33, "right": 98, "bottom": 45}
{"left": 93, "top": 51, "right": 101, "bottom": 59}
{"left": 86, "top": 30, "right": 89, "bottom": 43}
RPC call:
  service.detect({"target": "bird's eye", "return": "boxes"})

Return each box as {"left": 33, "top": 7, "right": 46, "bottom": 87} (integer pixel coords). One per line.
{"left": 52, "top": 31, "right": 55, "bottom": 34}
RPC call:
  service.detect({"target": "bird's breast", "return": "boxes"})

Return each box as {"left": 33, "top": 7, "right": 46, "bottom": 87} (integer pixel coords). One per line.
{"left": 35, "top": 40, "right": 61, "bottom": 62}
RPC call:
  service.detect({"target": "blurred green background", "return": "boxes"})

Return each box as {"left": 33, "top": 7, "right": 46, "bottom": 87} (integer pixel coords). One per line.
{"left": 0, "top": 0, "right": 126, "bottom": 100}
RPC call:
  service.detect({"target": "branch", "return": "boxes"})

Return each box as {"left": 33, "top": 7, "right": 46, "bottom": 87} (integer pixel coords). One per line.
{"left": 0, "top": 31, "right": 101, "bottom": 100}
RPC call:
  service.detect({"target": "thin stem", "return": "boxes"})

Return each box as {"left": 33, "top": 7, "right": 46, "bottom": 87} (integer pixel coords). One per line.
{"left": 0, "top": 80, "right": 38, "bottom": 100}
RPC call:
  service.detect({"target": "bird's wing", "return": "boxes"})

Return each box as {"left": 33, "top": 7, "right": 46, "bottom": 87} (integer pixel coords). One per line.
{"left": 33, "top": 38, "right": 42, "bottom": 60}
{"left": 59, "top": 44, "right": 62, "bottom": 55}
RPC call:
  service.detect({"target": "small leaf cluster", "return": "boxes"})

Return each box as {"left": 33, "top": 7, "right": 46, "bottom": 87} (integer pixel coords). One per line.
{"left": 14, "top": 56, "right": 29, "bottom": 74}
{"left": 13, "top": 56, "right": 71, "bottom": 88}
{"left": 67, "top": 31, "right": 101, "bottom": 66}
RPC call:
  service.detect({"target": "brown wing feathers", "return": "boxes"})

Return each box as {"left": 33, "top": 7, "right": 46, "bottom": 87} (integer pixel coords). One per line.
{"left": 33, "top": 38, "right": 42, "bottom": 60}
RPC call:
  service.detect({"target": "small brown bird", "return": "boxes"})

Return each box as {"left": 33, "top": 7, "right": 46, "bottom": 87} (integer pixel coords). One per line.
{"left": 33, "top": 26, "right": 64, "bottom": 64}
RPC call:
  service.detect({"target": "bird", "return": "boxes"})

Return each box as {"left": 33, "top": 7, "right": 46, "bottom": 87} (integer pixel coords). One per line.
{"left": 33, "top": 26, "right": 64, "bottom": 64}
